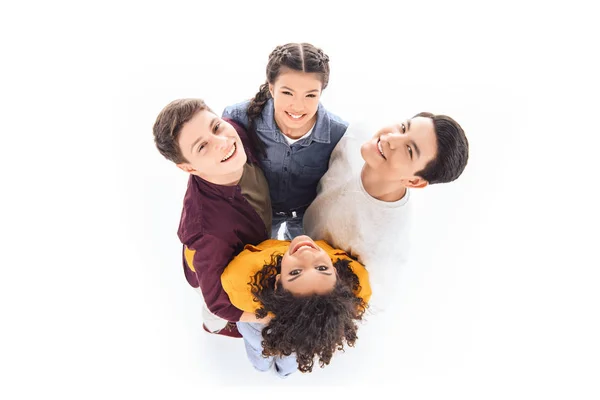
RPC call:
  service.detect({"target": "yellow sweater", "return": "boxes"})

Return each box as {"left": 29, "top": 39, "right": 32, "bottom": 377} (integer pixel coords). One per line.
{"left": 221, "top": 239, "right": 371, "bottom": 312}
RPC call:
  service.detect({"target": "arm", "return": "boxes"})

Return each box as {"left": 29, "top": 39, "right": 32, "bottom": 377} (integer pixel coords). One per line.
{"left": 240, "top": 311, "right": 273, "bottom": 324}
{"left": 187, "top": 235, "right": 244, "bottom": 322}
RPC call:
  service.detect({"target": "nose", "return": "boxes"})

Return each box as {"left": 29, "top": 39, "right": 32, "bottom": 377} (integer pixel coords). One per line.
{"left": 290, "top": 97, "right": 305, "bottom": 112}
{"left": 212, "top": 134, "right": 231, "bottom": 151}
{"left": 295, "top": 248, "right": 320, "bottom": 262}
{"left": 380, "top": 132, "right": 405, "bottom": 149}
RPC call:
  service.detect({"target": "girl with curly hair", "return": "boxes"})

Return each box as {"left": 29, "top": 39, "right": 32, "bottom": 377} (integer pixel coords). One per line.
{"left": 221, "top": 235, "right": 371, "bottom": 377}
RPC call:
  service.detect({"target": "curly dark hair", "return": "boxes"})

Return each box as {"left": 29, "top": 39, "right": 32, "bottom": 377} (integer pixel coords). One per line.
{"left": 249, "top": 253, "right": 367, "bottom": 373}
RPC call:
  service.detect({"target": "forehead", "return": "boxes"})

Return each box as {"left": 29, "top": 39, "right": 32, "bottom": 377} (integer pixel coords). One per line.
{"left": 411, "top": 117, "right": 437, "bottom": 157}
{"left": 178, "top": 109, "right": 215, "bottom": 151}
{"left": 273, "top": 69, "right": 323, "bottom": 90}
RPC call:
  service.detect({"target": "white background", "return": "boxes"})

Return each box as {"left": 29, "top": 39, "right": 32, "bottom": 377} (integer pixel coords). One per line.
{"left": 1, "top": 0, "right": 599, "bottom": 398}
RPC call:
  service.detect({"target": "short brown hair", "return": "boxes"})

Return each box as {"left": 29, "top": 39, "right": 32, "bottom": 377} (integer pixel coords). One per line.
{"left": 153, "top": 98, "right": 213, "bottom": 164}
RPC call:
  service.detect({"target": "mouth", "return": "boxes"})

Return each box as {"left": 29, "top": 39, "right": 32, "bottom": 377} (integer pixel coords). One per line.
{"left": 220, "top": 142, "right": 237, "bottom": 163}
{"left": 377, "top": 138, "right": 387, "bottom": 160}
{"left": 285, "top": 111, "right": 306, "bottom": 121}
{"left": 290, "top": 240, "right": 318, "bottom": 255}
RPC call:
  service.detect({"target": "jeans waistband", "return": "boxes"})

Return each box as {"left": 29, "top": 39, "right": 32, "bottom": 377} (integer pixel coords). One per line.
{"left": 273, "top": 206, "right": 307, "bottom": 218}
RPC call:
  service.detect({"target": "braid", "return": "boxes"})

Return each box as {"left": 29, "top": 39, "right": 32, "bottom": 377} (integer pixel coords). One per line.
{"left": 270, "top": 45, "right": 292, "bottom": 62}
{"left": 316, "top": 49, "right": 330, "bottom": 67}
{"left": 246, "top": 82, "right": 270, "bottom": 156}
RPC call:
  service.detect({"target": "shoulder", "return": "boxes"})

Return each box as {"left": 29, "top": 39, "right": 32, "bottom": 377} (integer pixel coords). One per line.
{"left": 177, "top": 177, "right": 236, "bottom": 246}
{"left": 312, "top": 103, "right": 348, "bottom": 143}
{"left": 330, "top": 125, "right": 363, "bottom": 162}
{"left": 321, "top": 105, "right": 349, "bottom": 137}
{"left": 178, "top": 176, "right": 204, "bottom": 245}
{"left": 222, "top": 100, "right": 251, "bottom": 119}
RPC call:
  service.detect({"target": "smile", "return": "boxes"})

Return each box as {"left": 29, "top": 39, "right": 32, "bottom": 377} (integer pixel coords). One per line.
{"left": 286, "top": 111, "right": 305, "bottom": 120}
{"left": 290, "top": 241, "right": 317, "bottom": 255}
{"left": 221, "top": 142, "right": 237, "bottom": 162}
{"left": 377, "top": 138, "right": 387, "bottom": 160}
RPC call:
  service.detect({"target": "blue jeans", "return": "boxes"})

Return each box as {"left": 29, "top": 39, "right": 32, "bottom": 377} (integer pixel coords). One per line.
{"left": 236, "top": 322, "right": 297, "bottom": 377}
{"left": 271, "top": 211, "right": 305, "bottom": 240}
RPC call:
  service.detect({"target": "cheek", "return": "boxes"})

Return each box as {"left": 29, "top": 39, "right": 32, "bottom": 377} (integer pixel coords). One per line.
{"left": 280, "top": 255, "right": 290, "bottom": 274}
{"left": 273, "top": 95, "right": 289, "bottom": 109}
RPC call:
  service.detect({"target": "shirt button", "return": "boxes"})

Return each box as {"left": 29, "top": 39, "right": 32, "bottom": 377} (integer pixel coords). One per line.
{"left": 284, "top": 167, "right": 288, "bottom": 171}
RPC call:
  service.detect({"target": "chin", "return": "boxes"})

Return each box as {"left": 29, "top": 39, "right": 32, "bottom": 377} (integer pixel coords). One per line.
{"left": 360, "top": 143, "right": 374, "bottom": 163}
{"left": 235, "top": 153, "right": 247, "bottom": 168}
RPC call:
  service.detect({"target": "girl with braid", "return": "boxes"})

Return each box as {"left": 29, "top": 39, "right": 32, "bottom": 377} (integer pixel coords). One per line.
{"left": 223, "top": 43, "right": 348, "bottom": 240}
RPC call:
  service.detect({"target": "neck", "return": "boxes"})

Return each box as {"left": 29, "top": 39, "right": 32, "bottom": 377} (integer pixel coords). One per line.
{"left": 194, "top": 166, "right": 244, "bottom": 186}
{"left": 360, "top": 164, "right": 407, "bottom": 202}
{"left": 274, "top": 114, "right": 317, "bottom": 139}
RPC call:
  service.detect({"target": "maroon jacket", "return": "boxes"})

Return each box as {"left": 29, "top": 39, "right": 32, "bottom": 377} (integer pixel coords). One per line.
{"left": 177, "top": 119, "right": 268, "bottom": 322}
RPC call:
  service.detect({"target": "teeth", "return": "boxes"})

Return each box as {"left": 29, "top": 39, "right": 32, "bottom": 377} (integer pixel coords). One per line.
{"left": 287, "top": 112, "right": 303, "bottom": 119}
{"left": 298, "top": 245, "right": 313, "bottom": 250}
{"left": 377, "top": 140, "right": 385, "bottom": 158}
{"left": 221, "top": 143, "right": 236, "bottom": 161}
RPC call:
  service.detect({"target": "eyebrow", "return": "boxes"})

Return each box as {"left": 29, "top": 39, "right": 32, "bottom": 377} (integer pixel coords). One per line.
{"left": 189, "top": 117, "right": 218, "bottom": 153}
{"left": 406, "top": 119, "right": 421, "bottom": 158}
{"left": 281, "top": 86, "right": 320, "bottom": 94}
{"left": 287, "top": 271, "right": 333, "bottom": 282}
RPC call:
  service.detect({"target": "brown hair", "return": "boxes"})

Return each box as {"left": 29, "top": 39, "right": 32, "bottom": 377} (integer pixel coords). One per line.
{"left": 153, "top": 98, "right": 212, "bottom": 164}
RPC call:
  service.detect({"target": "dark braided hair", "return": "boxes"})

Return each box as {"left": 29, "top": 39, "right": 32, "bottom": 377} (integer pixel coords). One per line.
{"left": 247, "top": 43, "right": 331, "bottom": 155}
{"left": 249, "top": 253, "right": 367, "bottom": 373}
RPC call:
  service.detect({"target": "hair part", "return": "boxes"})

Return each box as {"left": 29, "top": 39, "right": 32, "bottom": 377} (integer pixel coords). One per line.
{"left": 249, "top": 253, "right": 367, "bottom": 373}
{"left": 413, "top": 112, "right": 469, "bottom": 185}
{"left": 153, "top": 98, "right": 213, "bottom": 164}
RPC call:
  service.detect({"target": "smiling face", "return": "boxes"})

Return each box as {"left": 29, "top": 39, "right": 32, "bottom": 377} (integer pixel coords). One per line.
{"left": 277, "top": 235, "right": 337, "bottom": 295}
{"left": 176, "top": 109, "right": 247, "bottom": 185}
{"left": 360, "top": 116, "right": 438, "bottom": 188}
{"left": 269, "top": 68, "right": 323, "bottom": 138}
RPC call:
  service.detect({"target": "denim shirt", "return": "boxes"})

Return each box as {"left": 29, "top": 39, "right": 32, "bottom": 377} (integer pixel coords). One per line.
{"left": 223, "top": 99, "right": 348, "bottom": 212}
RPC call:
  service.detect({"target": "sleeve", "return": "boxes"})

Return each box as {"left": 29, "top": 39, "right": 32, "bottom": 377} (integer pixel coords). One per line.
{"left": 222, "top": 103, "right": 250, "bottom": 130}
{"left": 185, "top": 234, "right": 244, "bottom": 322}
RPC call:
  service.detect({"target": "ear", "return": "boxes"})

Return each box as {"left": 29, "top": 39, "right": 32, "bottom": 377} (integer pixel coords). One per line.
{"left": 274, "top": 274, "right": 281, "bottom": 289}
{"left": 268, "top": 83, "right": 274, "bottom": 97}
{"left": 403, "top": 176, "right": 429, "bottom": 189}
{"left": 176, "top": 163, "right": 195, "bottom": 174}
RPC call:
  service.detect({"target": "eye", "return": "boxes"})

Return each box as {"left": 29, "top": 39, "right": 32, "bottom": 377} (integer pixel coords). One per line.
{"left": 306, "top": 94, "right": 317, "bottom": 98}
{"left": 407, "top": 145, "right": 413, "bottom": 159}
{"left": 212, "top": 122, "right": 221, "bottom": 134}
{"left": 282, "top": 91, "right": 293, "bottom": 96}
{"left": 316, "top": 265, "right": 328, "bottom": 271}
{"left": 290, "top": 269, "right": 301, "bottom": 276}
{"left": 198, "top": 143, "right": 207, "bottom": 152}
{"left": 401, "top": 123, "right": 406, "bottom": 133}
